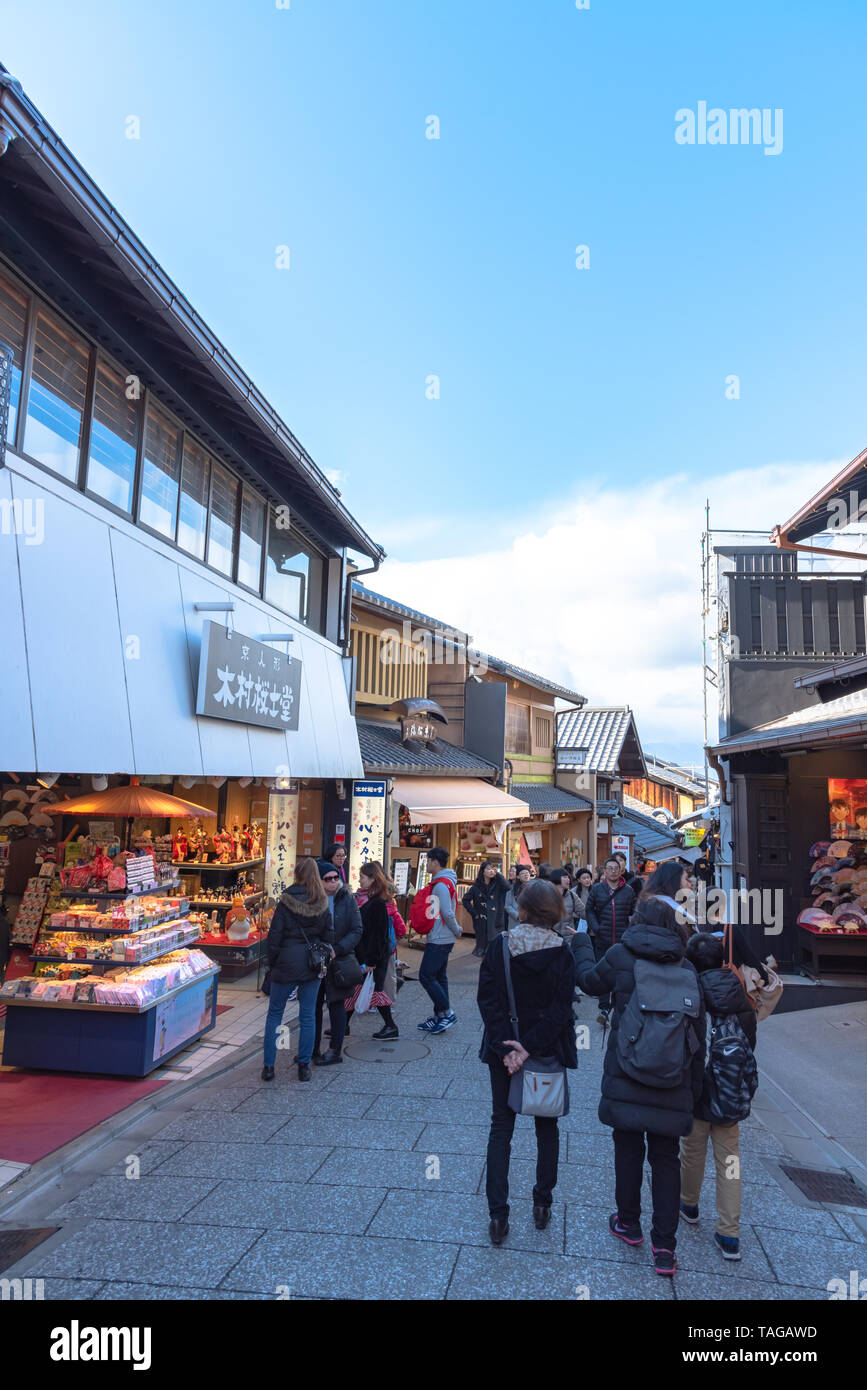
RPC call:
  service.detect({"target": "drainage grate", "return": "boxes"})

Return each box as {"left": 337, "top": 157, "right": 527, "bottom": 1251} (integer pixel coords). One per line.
{"left": 0, "top": 1228, "right": 59, "bottom": 1275}
{"left": 780, "top": 1165, "right": 867, "bottom": 1208}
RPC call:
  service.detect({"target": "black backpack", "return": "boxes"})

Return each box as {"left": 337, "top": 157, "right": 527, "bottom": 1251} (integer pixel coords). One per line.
{"left": 705, "top": 1014, "right": 758, "bottom": 1124}
{"left": 616, "top": 957, "right": 702, "bottom": 1090}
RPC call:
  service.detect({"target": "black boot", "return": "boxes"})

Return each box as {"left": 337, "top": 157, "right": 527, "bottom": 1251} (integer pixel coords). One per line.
{"left": 261, "top": 1065, "right": 275, "bottom": 1082}
{"left": 297, "top": 1063, "right": 311, "bottom": 1082}
{"left": 489, "top": 1217, "right": 510, "bottom": 1246}
{"left": 533, "top": 1204, "right": 552, "bottom": 1230}
{"left": 314, "top": 1049, "right": 343, "bottom": 1066}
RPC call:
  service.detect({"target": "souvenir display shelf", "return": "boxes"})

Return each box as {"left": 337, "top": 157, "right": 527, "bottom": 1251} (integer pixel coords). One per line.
{"left": 176, "top": 858, "right": 264, "bottom": 873}
{"left": 176, "top": 858, "right": 266, "bottom": 978}
{"left": 1, "top": 891, "right": 219, "bottom": 1075}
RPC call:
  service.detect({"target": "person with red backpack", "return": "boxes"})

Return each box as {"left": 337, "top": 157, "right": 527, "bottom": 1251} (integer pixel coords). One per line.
{"left": 414, "top": 847, "right": 461, "bottom": 1034}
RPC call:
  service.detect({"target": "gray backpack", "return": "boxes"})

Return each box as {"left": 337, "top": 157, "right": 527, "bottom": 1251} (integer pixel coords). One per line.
{"left": 616, "top": 957, "right": 701, "bottom": 1089}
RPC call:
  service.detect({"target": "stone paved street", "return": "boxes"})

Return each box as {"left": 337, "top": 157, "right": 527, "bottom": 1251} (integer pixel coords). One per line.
{"left": 3, "top": 942, "right": 865, "bottom": 1301}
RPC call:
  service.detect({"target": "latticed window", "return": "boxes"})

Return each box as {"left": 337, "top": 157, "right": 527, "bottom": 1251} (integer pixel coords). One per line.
{"left": 506, "top": 703, "right": 531, "bottom": 756}
{"left": 352, "top": 626, "right": 428, "bottom": 703}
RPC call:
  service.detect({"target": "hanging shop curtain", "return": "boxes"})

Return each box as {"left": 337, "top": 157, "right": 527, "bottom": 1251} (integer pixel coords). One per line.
{"left": 390, "top": 777, "right": 530, "bottom": 825}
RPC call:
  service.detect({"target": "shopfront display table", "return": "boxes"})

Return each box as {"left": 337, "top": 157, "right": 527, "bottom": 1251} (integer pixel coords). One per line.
{"left": 797, "top": 924, "right": 867, "bottom": 977}
{"left": 1, "top": 968, "right": 219, "bottom": 1076}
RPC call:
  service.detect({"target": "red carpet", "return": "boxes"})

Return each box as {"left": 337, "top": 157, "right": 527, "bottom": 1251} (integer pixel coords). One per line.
{"left": 0, "top": 1072, "right": 168, "bottom": 1164}
{"left": 215, "top": 1004, "right": 233, "bottom": 1016}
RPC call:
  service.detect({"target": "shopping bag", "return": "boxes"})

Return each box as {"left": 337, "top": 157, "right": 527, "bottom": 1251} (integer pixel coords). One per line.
{"left": 354, "top": 970, "right": 375, "bottom": 1015}
{"left": 742, "top": 964, "right": 784, "bottom": 1021}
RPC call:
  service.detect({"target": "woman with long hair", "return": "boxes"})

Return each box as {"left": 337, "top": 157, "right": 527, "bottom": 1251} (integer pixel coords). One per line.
{"left": 463, "top": 860, "right": 509, "bottom": 957}
{"left": 262, "top": 857, "right": 334, "bottom": 1083}
{"left": 346, "top": 862, "right": 399, "bottom": 1039}
{"left": 477, "top": 879, "right": 577, "bottom": 1246}
{"left": 356, "top": 859, "right": 407, "bottom": 1001}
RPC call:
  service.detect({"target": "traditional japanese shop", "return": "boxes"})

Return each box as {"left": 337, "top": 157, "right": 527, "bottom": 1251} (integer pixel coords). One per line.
{"left": 709, "top": 679, "right": 867, "bottom": 974}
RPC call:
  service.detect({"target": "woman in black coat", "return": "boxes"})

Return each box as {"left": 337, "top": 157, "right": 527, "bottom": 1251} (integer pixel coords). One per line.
{"left": 312, "top": 860, "right": 363, "bottom": 1066}
{"left": 572, "top": 895, "right": 706, "bottom": 1276}
{"left": 463, "top": 861, "right": 509, "bottom": 958}
{"left": 477, "top": 879, "right": 577, "bottom": 1247}
{"left": 262, "top": 858, "right": 334, "bottom": 1084}
{"left": 345, "top": 864, "right": 399, "bottom": 1039}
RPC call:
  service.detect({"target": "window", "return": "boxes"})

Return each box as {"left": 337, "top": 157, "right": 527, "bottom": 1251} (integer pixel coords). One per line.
{"left": 140, "top": 404, "right": 181, "bottom": 538}
{"left": 178, "top": 437, "right": 209, "bottom": 560}
{"left": 534, "top": 713, "right": 552, "bottom": 749}
{"left": 0, "top": 270, "right": 27, "bottom": 444}
{"left": 238, "top": 490, "right": 265, "bottom": 590}
{"left": 265, "top": 509, "right": 324, "bottom": 628}
{"left": 23, "top": 307, "right": 90, "bottom": 480}
{"left": 207, "top": 461, "right": 238, "bottom": 576}
{"left": 86, "top": 361, "right": 139, "bottom": 511}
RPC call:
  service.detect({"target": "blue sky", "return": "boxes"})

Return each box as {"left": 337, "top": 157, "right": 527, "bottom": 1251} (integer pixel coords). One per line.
{"left": 3, "top": 0, "right": 866, "bottom": 765}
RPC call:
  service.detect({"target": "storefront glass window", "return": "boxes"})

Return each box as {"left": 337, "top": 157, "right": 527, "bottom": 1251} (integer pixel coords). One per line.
{"left": 207, "top": 461, "right": 239, "bottom": 576}
{"left": 177, "top": 436, "right": 209, "bottom": 559}
{"left": 265, "top": 508, "right": 324, "bottom": 629}
{"left": 140, "top": 403, "right": 181, "bottom": 538}
{"left": 238, "top": 490, "right": 265, "bottom": 590}
{"left": 0, "top": 270, "right": 27, "bottom": 444}
{"left": 23, "top": 307, "right": 89, "bottom": 481}
{"left": 86, "top": 361, "right": 139, "bottom": 511}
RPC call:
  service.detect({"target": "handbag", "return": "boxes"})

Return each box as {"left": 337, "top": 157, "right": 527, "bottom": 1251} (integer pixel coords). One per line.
{"left": 331, "top": 951, "right": 364, "bottom": 991}
{"left": 297, "top": 921, "right": 332, "bottom": 978}
{"left": 501, "top": 935, "right": 569, "bottom": 1118}
{"left": 742, "top": 962, "right": 784, "bottom": 1021}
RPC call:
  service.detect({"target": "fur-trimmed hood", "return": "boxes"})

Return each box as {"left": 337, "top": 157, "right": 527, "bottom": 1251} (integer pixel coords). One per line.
{"left": 280, "top": 885, "right": 329, "bottom": 918}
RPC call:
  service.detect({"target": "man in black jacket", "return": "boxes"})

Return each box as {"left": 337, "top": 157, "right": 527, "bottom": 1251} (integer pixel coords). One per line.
{"left": 573, "top": 897, "right": 706, "bottom": 1277}
{"left": 679, "top": 932, "right": 757, "bottom": 1263}
{"left": 584, "top": 857, "right": 636, "bottom": 1021}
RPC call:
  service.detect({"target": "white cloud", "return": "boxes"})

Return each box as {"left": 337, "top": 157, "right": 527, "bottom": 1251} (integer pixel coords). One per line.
{"left": 363, "top": 459, "right": 843, "bottom": 760}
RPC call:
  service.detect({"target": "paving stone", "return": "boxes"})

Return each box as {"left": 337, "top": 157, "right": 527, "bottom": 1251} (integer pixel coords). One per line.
{"left": 189, "top": 1086, "right": 261, "bottom": 1112}
{"left": 235, "top": 1090, "right": 375, "bottom": 1118}
{"left": 414, "top": 1122, "right": 541, "bottom": 1161}
{"left": 153, "top": 1111, "right": 290, "bottom": 1144}
{"left": 364, "top": 1095, "right": 498, "bottom": 1127}
{"left": 182, "top": 1180, "right": 386, "bottom": 1233}
{"left": 446, "top": 1246, "right": 674, "bottom": 1300}
{"left": 220, "top": 1232, "right": 458, "bottom": 1299}
{"left": 443, "top": 1077, "right": 498, "bottom": 1100}
{"left": 672, "top": 1221, "right": 777, "bottom": 1281}
{"left": 97, "top": 1282, "right": 270, "bottom": 1300}
{"left": 484, "top": 1160, "right": 614, "bottom": 1208}
{"left": 736, "top": 1185, "right": 845, "bottom": 1239}
{"left": 310, "top": 1146, "right": 485, "bottom": 1194}
{"left": 374, "top": 1189, "right": 566, "bottom": 1254}
{"left": 271, "top": 1116, "right": 426, "bottom": 1150}
{"left": 671, "top": 1271, "right": 829, "bottom": 1300}
{"left": 322, "top": 1071, "right": 452, "bottom": 1098}
{"left": 562, "top": 1132, "right": 617, "bottom": 1166}
{"left": 36, "top": 1219, "right": 262, "bottom": 1288}
{"left": 102, "top": 1141, "right": 186, "bottom": 1176}
{"left": 757, "top": 1226, "right": 867, "bottom": 1291}
{"left": 832, "top": 1211, "right": 867, "bottom": 1242}
{"left": 565, "top": 1204, "right": 655, "bottom": 1266}
{"left": 45, "top": 1176, "right": 221, "bottom": 1223}
{"left": 36, "top": 1279, "right": 106, "bottom": 1300}
{"left": 149, "top": 1141, "right": 333, "bottom": 1182}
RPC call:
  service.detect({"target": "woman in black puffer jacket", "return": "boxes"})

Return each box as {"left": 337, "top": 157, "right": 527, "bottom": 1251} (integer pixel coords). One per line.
{"left": 573, "top": 896, "right": 706, "bottom": 1276}
{"left": 262, "top": 858, "right": 334, "bottom": 1084}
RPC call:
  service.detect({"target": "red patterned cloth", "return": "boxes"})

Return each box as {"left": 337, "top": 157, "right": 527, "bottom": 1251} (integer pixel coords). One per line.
{"left": 344, "top": 983, "right": 392, "bottom": 1011}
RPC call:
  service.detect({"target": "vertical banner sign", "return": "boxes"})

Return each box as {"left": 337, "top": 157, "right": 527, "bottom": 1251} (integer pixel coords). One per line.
{"left": 611, "top": 833, "right": 631, "bottom": 869}
{"left": 348, "top": 780, "right": 386, "bottom": 891}
{"left": 265, "top": 790, "right": 299, "bottom": 901}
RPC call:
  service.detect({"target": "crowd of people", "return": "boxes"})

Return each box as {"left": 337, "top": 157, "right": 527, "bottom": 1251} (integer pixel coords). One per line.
{"left": 260, "top": 846, "right": 770, "bottom": 1281}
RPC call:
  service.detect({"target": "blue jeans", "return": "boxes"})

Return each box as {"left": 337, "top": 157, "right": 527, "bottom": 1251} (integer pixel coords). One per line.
{"left": 263, "top": 977, "right": 321, "bottom": 1067}
{"left": 419, "top": 941, "right": 453, "bottom": 1015}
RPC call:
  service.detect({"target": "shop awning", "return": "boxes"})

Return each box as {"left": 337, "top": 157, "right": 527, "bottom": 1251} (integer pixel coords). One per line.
{"left": 391, "top": 778, "right": 530, "bottom": 824}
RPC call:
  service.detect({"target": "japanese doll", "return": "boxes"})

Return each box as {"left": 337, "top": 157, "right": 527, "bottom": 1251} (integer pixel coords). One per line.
{"left": 250, "top": 821, "right": 263, "bottom": 858}
{"left": 172, "top": 829, "right": 189, "bottom": 863}
{"left": 90, "top": 849, "right": 114, "bottom": 886}
{"left": 240, "top": 825, "right": 254, "bottom": 860}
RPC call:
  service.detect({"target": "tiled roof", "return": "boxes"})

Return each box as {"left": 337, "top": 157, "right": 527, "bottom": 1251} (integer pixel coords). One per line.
{"left": 612, "top": 806, "right": 682, "bottom": 854}
{"left": 352, "top": 582, "right": 585, "bottom": 704}
{"left": 557, "top": 707, "right": 646, "bottom": 775}
{"left": 623, "top": 792, "right": 677, "bottom": 823}
{"left": 356, "top": 720, "right": 499, "bottom": 776}
{"left": 709, "top": 685, "right": 867, "bottom": 757}
{"left": 643, "top": 757, "right": 707, "bottom": 798}
{"left": 510, "top": 783, "right": 593, "bottom": 814}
